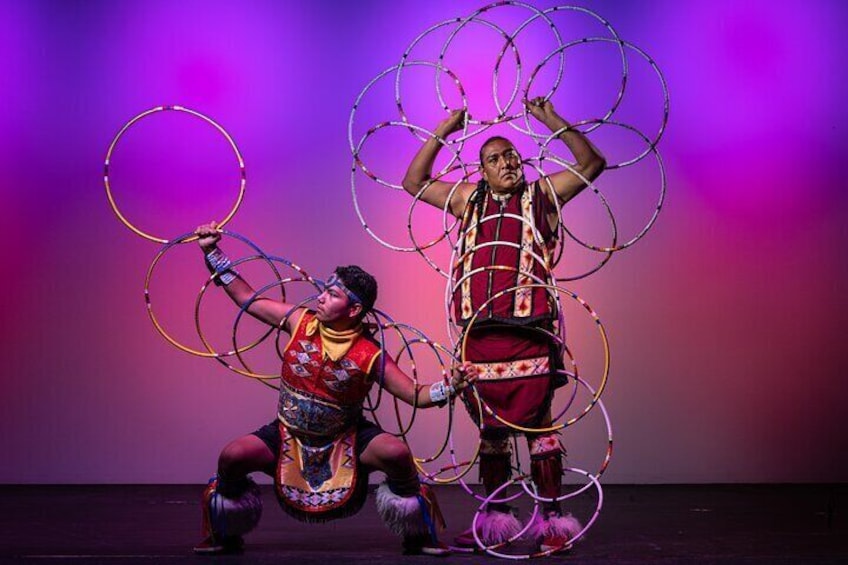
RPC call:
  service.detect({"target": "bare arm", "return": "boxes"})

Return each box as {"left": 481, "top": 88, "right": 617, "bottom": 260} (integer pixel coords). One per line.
{"left": 378, "top": 357, "right": 478, "bottom": 408}
{"left": 196, "top": 222, "right": 303, "bottom": 333}
{"left": 401, "top": 110, "right": 477, "bottom": 217}
{"left": 525, "top": 97, "right": 607, "bottom": 205}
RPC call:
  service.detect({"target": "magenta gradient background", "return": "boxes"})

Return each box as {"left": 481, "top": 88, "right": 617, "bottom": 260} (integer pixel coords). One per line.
{"left": 2, "top": 0, "right": 847, "bottom": 484}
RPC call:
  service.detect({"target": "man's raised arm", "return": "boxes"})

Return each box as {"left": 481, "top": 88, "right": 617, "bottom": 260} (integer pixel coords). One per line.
{"left": 525, "top": 97, "right": 606, "bottom": 205}
{"left": 401, "top": 110, "right": 476, "bottom": 217}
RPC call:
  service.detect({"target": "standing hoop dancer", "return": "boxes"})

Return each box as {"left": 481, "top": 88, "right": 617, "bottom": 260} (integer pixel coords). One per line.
{"left": 192, "top": 222, "right": 476, "bottom": 556}
{"left": 402, "top": 98, "right": 606, "bottom": 553}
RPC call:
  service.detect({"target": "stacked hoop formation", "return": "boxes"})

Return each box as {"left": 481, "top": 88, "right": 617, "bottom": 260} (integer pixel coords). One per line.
{"left": 350, "top": 2, "right": 668, "bottom": 557}
{"left": 104, "top": 104, "right": 466, "bottom": 394}
{"left": 102, "top": 107, "right": 476, "bottom": 488}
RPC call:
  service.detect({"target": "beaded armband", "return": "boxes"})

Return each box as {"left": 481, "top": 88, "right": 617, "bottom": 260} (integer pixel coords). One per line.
{"left": 205, "top": 248, "right": 239, "bottom": 286}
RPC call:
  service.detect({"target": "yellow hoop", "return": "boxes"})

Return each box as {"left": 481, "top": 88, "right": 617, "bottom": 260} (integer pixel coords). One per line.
{"left": 104, "top": 105, "right": 245, "bottom": 243}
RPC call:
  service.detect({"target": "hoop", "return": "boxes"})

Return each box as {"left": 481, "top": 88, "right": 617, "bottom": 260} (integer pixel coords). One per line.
{"left": 104, "top": 105, "right": 245, "bottom": 243}
{"left": 143, "top": 230, "right": 279, "bottom": 358}
{"left": 457, "top": 282, "right": 610, "bottom": 434}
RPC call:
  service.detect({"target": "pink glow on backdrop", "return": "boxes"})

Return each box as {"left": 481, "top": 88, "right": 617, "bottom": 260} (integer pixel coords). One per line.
{"left": 1, "top": 0, "right": 847, "bottom": 484}
{"left": 652, "top": 0, "right": 846, "bottom": 222}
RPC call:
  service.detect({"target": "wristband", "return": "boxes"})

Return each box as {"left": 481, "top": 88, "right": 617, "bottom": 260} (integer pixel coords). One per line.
{"left": 205, "top": 248, "right": 239, "bottom": 286}
{"left": 428, "top": 381, "right": 457, "bottom": 405}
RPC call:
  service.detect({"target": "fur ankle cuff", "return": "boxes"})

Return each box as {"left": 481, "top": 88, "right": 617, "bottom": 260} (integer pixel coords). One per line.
{"left": 526, "top": 511, "right": 582, "bottom": 542}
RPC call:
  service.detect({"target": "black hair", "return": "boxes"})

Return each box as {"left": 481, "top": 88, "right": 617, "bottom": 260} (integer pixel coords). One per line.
{"left": 478, "top": 135, "right": 513, "bottom": 165}
{"left": 334, "top": 265, "right": 378, "bottom": 316}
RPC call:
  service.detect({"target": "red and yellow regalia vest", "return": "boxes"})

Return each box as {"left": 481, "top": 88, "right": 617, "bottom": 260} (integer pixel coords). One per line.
{"left": 453, "top": 180, "right": 558, "bottom": 327}
{"left": 274, "top": 311, "right": 381, "bottom": 522}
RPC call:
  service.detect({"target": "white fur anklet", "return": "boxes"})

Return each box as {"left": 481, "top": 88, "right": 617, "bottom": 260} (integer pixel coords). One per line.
{"left": 526, "top": 511, "right": 582, "bottom": 543}
{"left": 478, "top": 508, "right": 523, "bottom": 544}
{"left": 375, "top": 482, "right": 430, "bottom": 538}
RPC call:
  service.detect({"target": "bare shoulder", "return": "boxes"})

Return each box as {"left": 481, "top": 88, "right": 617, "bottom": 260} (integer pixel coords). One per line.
{"left": 448, "top": 181, "right": 479, "bottom": 216}
{"left": 534, "top": 175, "right": 558, "bottom": 206}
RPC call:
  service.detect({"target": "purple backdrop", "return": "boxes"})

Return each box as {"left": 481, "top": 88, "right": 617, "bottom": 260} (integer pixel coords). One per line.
{"left": 1, "top": 0, "right": 846, "bottom": 483}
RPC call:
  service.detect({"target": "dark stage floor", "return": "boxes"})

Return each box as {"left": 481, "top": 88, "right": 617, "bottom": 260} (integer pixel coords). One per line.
{"left": 1, "top": 484, "right": 845, "bottom": 564}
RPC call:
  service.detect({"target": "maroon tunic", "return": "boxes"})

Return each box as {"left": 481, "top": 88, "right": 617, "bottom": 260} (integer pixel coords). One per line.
{"left": 453, "top": 181, "right": 561, "bottom": 428}
{"left": 453, "top": 180, "right": 558, "bottom": 326}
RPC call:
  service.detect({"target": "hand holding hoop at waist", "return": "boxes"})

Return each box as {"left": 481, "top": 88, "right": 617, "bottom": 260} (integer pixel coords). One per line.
{"left": 450, "top": 360, "right": 478, "bottom": 392}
